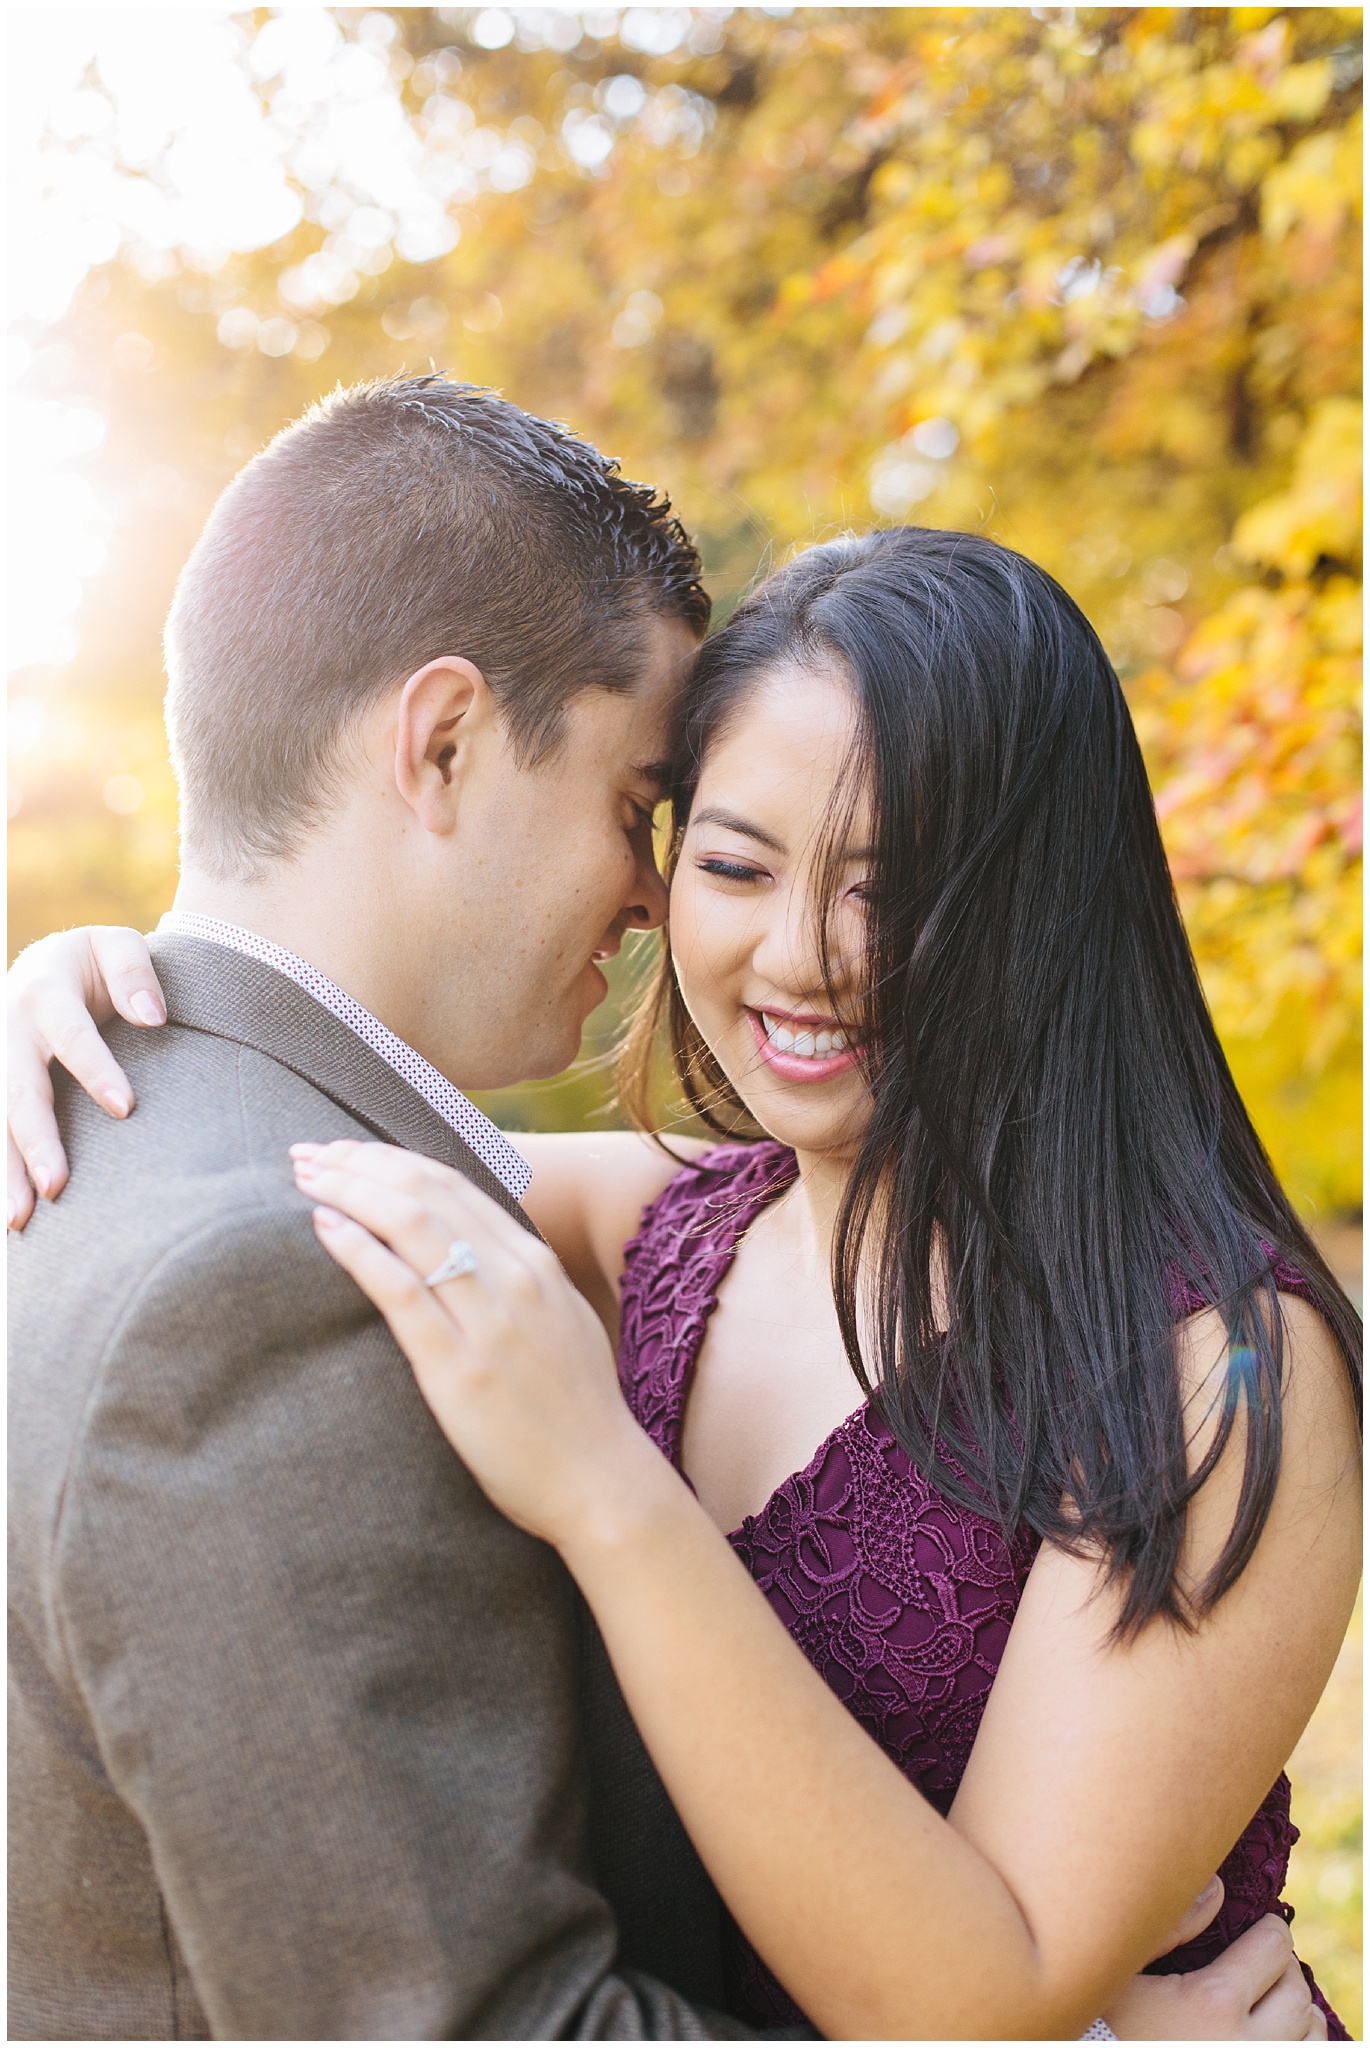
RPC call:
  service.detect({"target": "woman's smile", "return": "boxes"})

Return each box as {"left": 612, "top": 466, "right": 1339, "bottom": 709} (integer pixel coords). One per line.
{"left": 747, "top": 1007, "right": 861, "bottom": 1083}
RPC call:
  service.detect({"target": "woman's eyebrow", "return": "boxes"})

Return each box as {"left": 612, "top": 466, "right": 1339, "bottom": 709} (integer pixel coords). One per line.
{"left": 690, "top": 805, "right": 787, "bottom": 853}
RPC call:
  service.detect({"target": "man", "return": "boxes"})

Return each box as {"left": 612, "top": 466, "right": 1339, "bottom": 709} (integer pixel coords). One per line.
{"left": 9, "top": 376, "right": 742, "bottom": 2039}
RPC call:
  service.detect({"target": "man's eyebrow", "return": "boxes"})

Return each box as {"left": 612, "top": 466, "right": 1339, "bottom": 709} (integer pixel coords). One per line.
{"left": 689, "top": 805, "right": 787, "bottom": 854}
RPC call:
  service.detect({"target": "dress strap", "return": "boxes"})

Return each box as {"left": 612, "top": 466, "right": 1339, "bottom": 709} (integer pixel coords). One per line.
{"left": 1167, "top": 1246, "right": 1321, "bottom": 1320}
{"left": 617, "top": 1141, "right": 798, "bottom": 1466}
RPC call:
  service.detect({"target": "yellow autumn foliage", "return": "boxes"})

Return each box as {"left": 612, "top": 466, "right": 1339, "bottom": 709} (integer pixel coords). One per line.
{"left": 1129, "top": 391, "right": 1362, "bottom": 1214}
{"left": 7, "top": 6, "right": 1362, "bottom": 1214}
{"left": 1233, "top": 395, "right": 1362, "bottom": 576}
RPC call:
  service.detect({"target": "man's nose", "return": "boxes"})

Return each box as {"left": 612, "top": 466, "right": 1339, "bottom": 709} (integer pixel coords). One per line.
{"left": 622, "top": 845, "right": 670, "bottom": 932}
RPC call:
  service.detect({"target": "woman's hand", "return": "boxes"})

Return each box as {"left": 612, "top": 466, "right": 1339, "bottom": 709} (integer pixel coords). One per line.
{"left": 291, "top": 1139, "right": 673, "bottom": 1547}
{"left": 1108, "top": 1905, "right": 1325, "bottom": 2039}
{"left": 7, "top": 925, "right": 165, "bottom": 1229}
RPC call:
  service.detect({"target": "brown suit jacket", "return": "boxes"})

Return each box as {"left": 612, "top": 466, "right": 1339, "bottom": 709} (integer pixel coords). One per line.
{"left": 8, "top": 936, "right": 753, "bottom": 2040}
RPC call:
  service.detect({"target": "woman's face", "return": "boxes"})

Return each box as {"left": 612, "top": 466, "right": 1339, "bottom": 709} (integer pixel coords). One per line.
{"left": 669, "top": 662, "right": 875, "bottom": 1162}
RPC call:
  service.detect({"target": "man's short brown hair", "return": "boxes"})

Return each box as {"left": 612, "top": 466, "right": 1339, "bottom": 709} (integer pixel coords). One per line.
{"left": 164, "top": 376, "right": 708, "bottom": 878}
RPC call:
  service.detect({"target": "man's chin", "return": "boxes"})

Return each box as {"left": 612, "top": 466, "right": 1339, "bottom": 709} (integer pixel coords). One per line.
{"left": 544, "top": 1015, "right": 590, "bottom": 1081}
{"left": 467, "top": 1019, "right": 585, "bottom": 1092}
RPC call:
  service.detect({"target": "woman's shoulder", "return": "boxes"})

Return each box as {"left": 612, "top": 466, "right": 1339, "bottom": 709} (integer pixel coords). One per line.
{"left": 622, "top": 1137, "right": 797, "bottom": 1270}
{"left": 513, "top": 1130, "right": 702, "bottom": 1317}
{"left": 1171, "top": 1278, "right": 1359, "bottom": 1626}
{"left": 1174, "top": 1284, "right": 1359, "bottom": 1432}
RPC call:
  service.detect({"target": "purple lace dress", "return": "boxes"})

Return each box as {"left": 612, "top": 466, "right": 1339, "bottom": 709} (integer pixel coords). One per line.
{"left": 617, "top": 1140, "right": 1346, "bottom": 2037}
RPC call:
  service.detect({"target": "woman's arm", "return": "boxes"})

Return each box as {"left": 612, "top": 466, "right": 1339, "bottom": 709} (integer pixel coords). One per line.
{"left": 295, "top": 1142, "right": 1360, "bottom": 2041}
{"left": 945, "top": 1294, "right": 1359, "bottom": 2022}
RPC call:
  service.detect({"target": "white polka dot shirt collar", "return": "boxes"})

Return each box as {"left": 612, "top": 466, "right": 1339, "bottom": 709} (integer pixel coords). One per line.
{"left": 157, "top": 911, "right": 532, "bottom": 1202}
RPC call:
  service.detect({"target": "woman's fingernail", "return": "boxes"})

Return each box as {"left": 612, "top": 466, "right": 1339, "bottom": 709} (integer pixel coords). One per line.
{"left": 7, "top": 1198, "right": 19, "bottom": 1228}
{"left": 313, "top": 1205, "right": 345, "bottom": 1228}
{"left": 130, "top": 991, "right": 165, "bottom": 1026}
{"left": 289, "top": 1142, "right": 323, "bottom": 1158}
{"left": 103, "top": 1089, "right": 133, "bottom": 1116}
{"left": 32, "top": 1170, "right": 52, "bottom": 1199}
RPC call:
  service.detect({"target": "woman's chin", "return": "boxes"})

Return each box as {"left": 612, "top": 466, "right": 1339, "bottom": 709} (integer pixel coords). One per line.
{"left": 726, "top": 1051, "right": 870, "bottom": 1156}
{"left": 753, "top": 1102, "right": 865, "bottom": 1159}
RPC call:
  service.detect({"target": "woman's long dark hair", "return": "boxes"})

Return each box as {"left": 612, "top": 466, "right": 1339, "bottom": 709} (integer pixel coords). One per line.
{"left": 622, "top": 527, "right": 1361, "bottom": 1635}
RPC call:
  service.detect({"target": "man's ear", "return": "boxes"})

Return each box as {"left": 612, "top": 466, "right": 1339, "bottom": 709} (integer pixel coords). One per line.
{"left": 393, "top": 656, "right": 495, "bottom": 834}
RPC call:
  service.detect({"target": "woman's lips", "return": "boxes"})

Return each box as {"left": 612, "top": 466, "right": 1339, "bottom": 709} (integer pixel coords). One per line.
{"left": 747, "top": 1008, "right": 861, "bottom": 1084}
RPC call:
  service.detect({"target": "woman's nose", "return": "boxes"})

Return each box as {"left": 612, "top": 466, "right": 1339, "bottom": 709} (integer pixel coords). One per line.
{"left": 748, "top": 882, "right": 823, "bottom": 993}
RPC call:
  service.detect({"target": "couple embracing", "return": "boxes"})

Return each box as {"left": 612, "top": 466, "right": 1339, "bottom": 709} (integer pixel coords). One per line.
{"left": 8, "top": 376, "right": 1359, "bottom": 2041}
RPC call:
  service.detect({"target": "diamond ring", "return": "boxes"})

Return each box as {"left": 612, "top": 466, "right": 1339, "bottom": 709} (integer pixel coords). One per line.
{"left": 423, "top": 1239, "right": 480, "bottom": 1288}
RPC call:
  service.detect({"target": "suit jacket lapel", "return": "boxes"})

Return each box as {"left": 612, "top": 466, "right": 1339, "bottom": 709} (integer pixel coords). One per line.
{"left": 148, "top": 933, "right": 540, "bottom": 1236}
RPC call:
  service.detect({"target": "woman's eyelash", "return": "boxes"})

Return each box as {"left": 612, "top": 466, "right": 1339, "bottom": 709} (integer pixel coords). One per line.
{"left": 695, "top": 858, "right": 873, "bottom": 894}
{"left": 697, "top": 857, "right": 765, "bottom": 883}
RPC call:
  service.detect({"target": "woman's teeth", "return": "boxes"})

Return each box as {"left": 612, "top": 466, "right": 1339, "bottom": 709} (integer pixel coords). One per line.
{"left": 760, "top": 1013, "right": 849, "bottom": 1058}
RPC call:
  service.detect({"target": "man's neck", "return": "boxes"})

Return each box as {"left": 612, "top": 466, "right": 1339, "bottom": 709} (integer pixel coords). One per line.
{"left": 173, "top": 860, "right": 406, "bottom": 1037}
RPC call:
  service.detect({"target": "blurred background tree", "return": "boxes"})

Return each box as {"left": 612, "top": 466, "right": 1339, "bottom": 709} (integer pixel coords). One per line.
{"left": 8, "top": 4, "right": 1360, "bottom": 1217}
{"left": 6, "top": 9, "right": 1361, "bottom": 2022}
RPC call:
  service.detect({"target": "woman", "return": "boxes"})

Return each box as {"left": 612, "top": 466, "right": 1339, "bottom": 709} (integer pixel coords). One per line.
{"left": 9, "top": 530, "right": 1358, "bottom": 2038}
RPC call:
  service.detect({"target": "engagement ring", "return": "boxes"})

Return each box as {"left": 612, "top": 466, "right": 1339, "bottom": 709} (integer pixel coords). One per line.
{"left": 423, "top": 1240, "right": 480, "bottom": 1287}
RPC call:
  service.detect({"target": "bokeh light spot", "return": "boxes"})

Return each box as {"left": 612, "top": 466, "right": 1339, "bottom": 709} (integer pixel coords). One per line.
{"left": 103, "top": 773, "right": 145, "bottom": 815}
